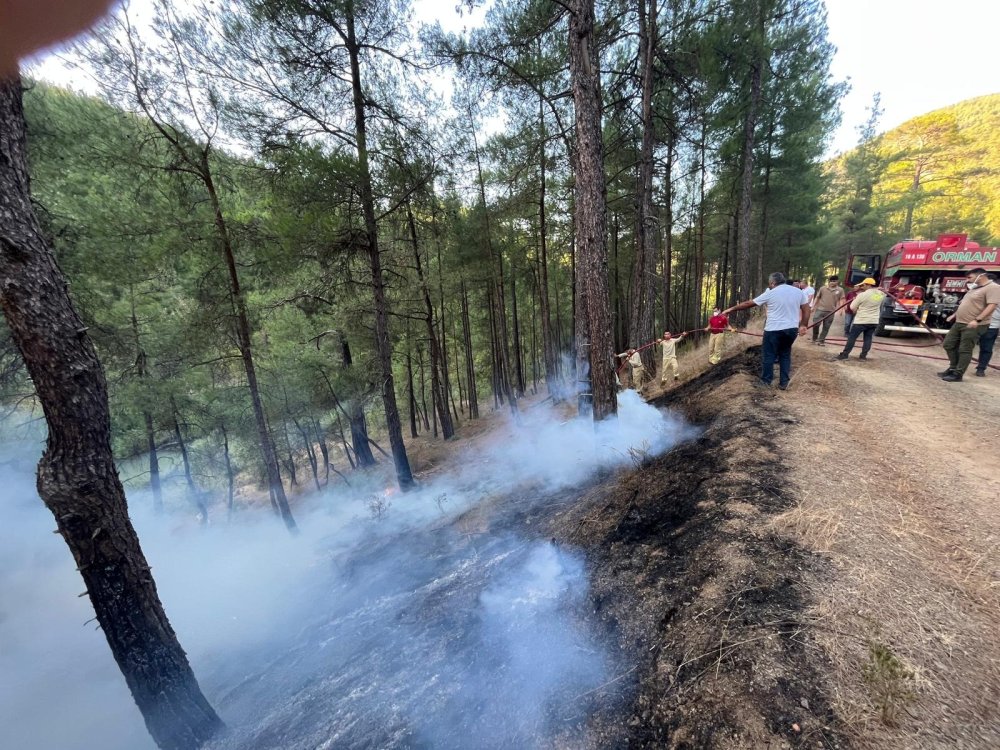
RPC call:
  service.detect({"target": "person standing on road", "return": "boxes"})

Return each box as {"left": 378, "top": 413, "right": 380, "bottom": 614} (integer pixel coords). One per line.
{"left": 724, "top": 271, "right": 810, "bottom": 390}
{"left": 802, "top": 279, "right": 816, "bottom": 308}
{"left": 616, "top": 348, "right": 646, "bottom": 390}
{"left": 811, "top": 276, "right": 845, "bottom": 346}
{"left": 705, "top": 307, "right": 733, "bottom": 365}
{"left": 843, "top": 284, "right": 860, "bottom": 335}
{"left": 835, "top": 278, "right": 884, "bottom": 361}
{"left": 655, "top": 331, "right": 686, "bottom": 384}
{"left": 974, "top": 274, "right": 999, "bottom": 377}
{"left": 940, "top": 268, "right": 1000, "bottom": 382}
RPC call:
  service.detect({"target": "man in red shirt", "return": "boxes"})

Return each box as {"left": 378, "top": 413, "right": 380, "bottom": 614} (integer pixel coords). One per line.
{"left": 705, "top": 307, "right": 733, "bottom": 365}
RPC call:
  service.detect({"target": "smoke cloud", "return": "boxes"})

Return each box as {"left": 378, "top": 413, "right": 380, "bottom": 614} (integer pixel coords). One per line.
{"left": 0, "top": 392, "right": 692, "bottom": 749}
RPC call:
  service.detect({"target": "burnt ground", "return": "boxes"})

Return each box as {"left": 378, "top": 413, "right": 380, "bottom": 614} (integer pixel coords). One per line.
{"left": 544, "top": 350, "right": 845, "bottom": 749}
{"left": 205, "top": 332, "right": 998, "bottom": 749}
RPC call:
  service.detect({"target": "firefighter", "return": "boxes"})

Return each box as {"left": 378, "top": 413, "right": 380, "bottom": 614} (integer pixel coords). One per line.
{"left": 704, "top": 308, "right": 734, "bottom": 364}
{"left": 835, "top": 278, "right": 884, "bottom": 361}
{"left": 616, "top": 348, "right": 646, "bottom": 390}
{"left": 940, "top": 268, "right": 1000, "bottom": 382}
{"left": 655, "top": 331, "right": 686, "bottom": 384}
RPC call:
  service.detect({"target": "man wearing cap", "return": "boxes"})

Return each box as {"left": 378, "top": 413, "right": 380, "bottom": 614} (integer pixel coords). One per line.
{"left": 940, "top": 268, "right": 1000, "bottom": 382}
{"left": 810, "top": 275, "right": 845, "bottom": 346}
{"left": 704, "top": 308, "right": 733, "bottom": 364}
{"left": 723, "top": 271, "right": 810, "bottom": 390}
{"left": 835, "top": 278, "right": 884, "bottom": 361}
{"left": 655, "top": 331, "right": 686, "bottom": 384}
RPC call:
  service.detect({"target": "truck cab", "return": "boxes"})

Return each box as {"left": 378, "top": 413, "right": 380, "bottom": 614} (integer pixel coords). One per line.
{"left": 846, "top": 234, "right": 1000, "bottom": 335}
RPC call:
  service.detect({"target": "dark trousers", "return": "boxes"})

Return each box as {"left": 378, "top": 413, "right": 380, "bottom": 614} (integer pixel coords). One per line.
{"left": 977, "top": 327, "right": 998, "bottom": 372}
{"left": 841, "top": 324, "right": 876, "bottom": 358}
{"left": 762, "top": 328, "right": 798, "bottom": 386}
{"left": 943, "top": 322, "right": 988, "bottom": 375}
{"left": 843, "top": 313, "right": 854, "bottom": 335}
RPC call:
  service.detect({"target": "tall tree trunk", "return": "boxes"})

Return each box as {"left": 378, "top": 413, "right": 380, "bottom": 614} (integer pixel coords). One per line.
{"left": 406, "top": 201, "right": 454, "bottom": 438}
{"left": 630, "top": 0, "right": 658, "bottom": 361}
{"left": 416, "top": 343, "right": 431, "bottom": 430}
{"left": 171, "top": 402, "right": 207, "bottom": 524}
{"left": 568, "top": 0, "right": 616, "bottom": 420}
{"left": 757, "top": 116, "right": 775, "bottom": 294}
{"left": 345, "top": 6, "right": 414, "bottom": 490}
{"left": 0, "top": 75, "right": 222, "bottom": 750}
{"left": 145, "top": 412, "right": 162, "bottom": 514}
{"left": 406, "top": 339, "right": 419, "bottom": 438}
{"left": 460, "top": 280, "right": 479, "bottom": 419}
{"left": 201, "top": 153, "right": 295, "bottom": 533}
{"left": 662, "top": 126, "right": 674, "bottom": 330}
{"left": 221, "top": 424, "right": 235, "bottom": 521}
{"left": 293, "top": 418, "right": 321, "bottom": 493}
{"left": 335, "top": 335, "right": 377, "bottom": 468}
{"left": 510, "top": 263, "right": 526, "bottom": 396}
{"left": 130, "top": 287, "right": 163, "bottom": 514}
{"left": 280, "top": 421, "right": 298, "bottom": 489}
{"left": 469, "top": 109, "right": 518, "bottom": 415}
{"left": 311, "top": 417, "right": 330, "bottom": 486}
{"left": 736, "top": 38, "right": 764, "bottom": 310}
{"left": 536, "top": 83, "right": 558, "bottom": 397}
{"left": 696, "top": 117, "right": 707, "bottom": 319}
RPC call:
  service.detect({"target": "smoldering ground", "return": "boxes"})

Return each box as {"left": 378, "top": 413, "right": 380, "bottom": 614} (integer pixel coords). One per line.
{"left": 0, "top": 392, "right": 694, "bottom": 749}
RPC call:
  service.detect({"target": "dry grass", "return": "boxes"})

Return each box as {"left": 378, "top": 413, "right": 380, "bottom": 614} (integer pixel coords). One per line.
{"left": 771, "top": 343, "right": 1000, "bottom": 748}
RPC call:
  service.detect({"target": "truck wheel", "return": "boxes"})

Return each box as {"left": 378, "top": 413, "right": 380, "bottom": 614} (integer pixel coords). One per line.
{"left": 875, "top": 322, "right": 891, "bottom": 337}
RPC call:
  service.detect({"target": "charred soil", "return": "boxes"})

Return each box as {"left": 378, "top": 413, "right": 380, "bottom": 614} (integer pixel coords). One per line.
{"left": 544, "top": 350, "right": 846, "bottom": 748}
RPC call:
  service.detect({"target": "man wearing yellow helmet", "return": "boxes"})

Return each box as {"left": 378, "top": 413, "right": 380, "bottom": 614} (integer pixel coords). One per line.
{"left": 835, "top": 278, "right": 884, "bottom": 361}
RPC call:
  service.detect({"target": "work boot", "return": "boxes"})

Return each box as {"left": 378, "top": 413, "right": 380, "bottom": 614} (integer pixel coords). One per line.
{"left": 942, "top": 372, "right": 963, "bottom": 382}
{"left": 817, "top": 340, "right": 826, "bottom": 346}
{"left": 859, "top": 355, "right": 868, "bottom": 361}
{"left": 778, "top": 383, "right": 788, "bottom": 391}
{"left": 834, "top": 353, "right": 848, "bottom": 360}
{"left": 975, "top": 370, "right": 985, "bottom": 377}
{"left": 937, "top": 369, "right": 955, "bottom": 378}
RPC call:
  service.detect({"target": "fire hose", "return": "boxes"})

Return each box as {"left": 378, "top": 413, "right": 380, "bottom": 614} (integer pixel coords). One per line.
{"left": 616, "top": 292, "right": 999, "bottom": 377}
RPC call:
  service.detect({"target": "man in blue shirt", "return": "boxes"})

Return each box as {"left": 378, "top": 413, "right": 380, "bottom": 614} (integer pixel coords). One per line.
{"left": 723, "top": 272, "right": 810, "bottom": 390}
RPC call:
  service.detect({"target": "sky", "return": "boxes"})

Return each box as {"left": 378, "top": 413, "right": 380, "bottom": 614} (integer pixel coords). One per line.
{"left": 824, "top": 0, "right": 999, "bottom": 155}
{"left": 23, "top": 0, "right": 1000, "bottom": 157}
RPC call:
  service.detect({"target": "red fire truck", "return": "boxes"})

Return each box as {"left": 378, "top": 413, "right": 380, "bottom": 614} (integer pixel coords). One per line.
{"left": 846, "top": 233, "right": 1000, "bottom": 335}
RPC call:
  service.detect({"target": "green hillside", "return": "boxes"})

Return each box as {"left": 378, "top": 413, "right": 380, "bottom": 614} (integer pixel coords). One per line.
{"left": 823, "top": 93, "right": 1000, "bottom": 254}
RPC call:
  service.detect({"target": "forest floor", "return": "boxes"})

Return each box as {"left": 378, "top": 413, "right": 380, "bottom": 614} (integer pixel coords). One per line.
{"left": 395, "top": 326, "right": 1000, "bottom": 748}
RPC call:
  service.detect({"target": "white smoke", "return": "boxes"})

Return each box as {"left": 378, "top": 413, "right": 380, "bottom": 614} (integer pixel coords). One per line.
{"left": 0, "top": 393, "right": 691, "bottom": 749}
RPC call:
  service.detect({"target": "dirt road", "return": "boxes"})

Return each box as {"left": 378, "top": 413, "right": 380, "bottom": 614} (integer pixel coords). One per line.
{"left": 774, "top": 334, "right": 1000, "bottom": 748}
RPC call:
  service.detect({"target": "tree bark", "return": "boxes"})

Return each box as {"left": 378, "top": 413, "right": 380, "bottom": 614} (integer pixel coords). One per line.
{"left": 629, "top": 0, "right": 658, "bottom": 361}
{"left": 345, "top": 5, "right": 414, "bottom": 490}
{"left": 221, "top": 425, "right": 235, "bottom": 521}
{"left": 406, "top": 201, "right": 454, "bottom": 438}
{"left": 460, "top": 280, "right": 479, "bottom": 419}
{"left": 201, "top": 153, "right": 295, "bottom": 533}
{"left": 171, "top": 402, "right": 206, "bottom": 524}
{"left": 0, "top": 75, "right": 222, "bottom": 750}
{"left": 568, "top": 0, "right": 617, "bottom": 421}
{"left": 736, "top": 37, "right": 764, "bottom": 311}
{"left": 536, "top": 84, "right": 558, "bottom": 396}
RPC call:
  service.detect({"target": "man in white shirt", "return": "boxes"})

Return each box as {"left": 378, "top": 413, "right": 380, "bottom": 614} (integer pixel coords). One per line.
{"left": 802, "top": 279, "right": 816, "bottom": 308}
{"left": 724, "top": 272, "right": 810, "bottom": 390}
